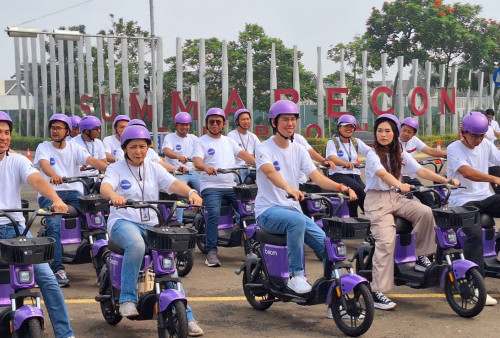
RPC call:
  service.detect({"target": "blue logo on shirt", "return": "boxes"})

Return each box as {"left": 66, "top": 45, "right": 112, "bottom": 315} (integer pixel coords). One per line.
{"left": 337, "top": 150, "right": 344, "bottom": 157}
{"left": 175, "top": 144, "right": 182, "bottom": 151}
{"left": 120, "top": 180, "right": 132, "bottom": 190}
{"left": 113, "top": 150, "right": 117, "bottom": 155}
{"left": 207, "top": 148, "right": 215, "bottom": 156}
{"left": 273, "top": 160, "right": 280, "bottom": 171}
{"left": 50, "top": 157, "right": 55, "bottom": 165}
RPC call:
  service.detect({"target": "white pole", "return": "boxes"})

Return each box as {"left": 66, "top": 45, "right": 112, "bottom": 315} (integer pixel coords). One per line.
{"left": 31, "top": 37, "right": 39, "bottom": 137}
{"left": 478, "top": 71, "right": 484, "bottom": 110}
{"left": 22, "top": 37, "right": 31, "bottom": 135}
{"left": 246, "top": 42, "right": 254, "bottom": 130}
{"left": 67, "top": 40, "right": 75, "bottom": 117}
{"left": 156, "top": 37, "right": 164, "bottom": 127}
{"left": 396, "top": 55, "right": 404, "bottom": 121}
{"left": 49, "top": 36, "right": 57, "bottom": 115}
{"left": 39, "top": 34, "right": 48, "bottom": 137}
{"left": 340, "top": 48, "right": 347, "bottom": 112}
{"left": 362, "top": 51, "right": 369, "bottom": 128}
{"left": 198, "top": 39, "right": 206, "bottom": 136}
{"left": 222, "top": 40, "right": 228, "bottom": 133}
{"left": 149, "top": 0, "right": 158, "bottom": 150}
{"left": 293, "top": 45, "right": 300, "bottom": 133}
{"left": 97, "top": 36, "right": 105, "bottom": 135}
{"left": 451, "top": 66, "right": 458, "bottom": 134}
{"left": 14, "top": 37, "right": 22, "bottom": 136}
{"left": 317, "top": 47, "right": 325, "bottom": 133}
{"left": 439, "top": 64, "right": 446, "bottom": 135}
{"left": 176, "top": 37, "right": 183, "bottom": 96}
{"left": 138, "top": 39, "right": 146, "bottom": 103}
{"left": 107, "top": 38, "right": 116, "bottom": 102}
{"left": 77, "top": 39, "right": 85, "bottom": 101}
{"left": 465, "top": 69, "right": 471, "bottom": 114}
{"left": 424, "top": 61, "right": 432, "bottom": 135}
{"left": 381, "top": 53, "right": 387, "bottom": 112}
{"left": 270, "top": 43, "right": 277, "bottom": 106}
{"left": 57, "top": 39, "right": 65, "bottom": 115}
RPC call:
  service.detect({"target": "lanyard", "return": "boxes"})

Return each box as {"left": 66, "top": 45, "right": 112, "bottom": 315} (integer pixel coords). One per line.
{"left": 82, "top": 137, "right": 95, "bottom": 157}
{"left": 339, "top": 137, "right": 352, "bottom": 162}
{"left": 238, "top": 132, "right": 250, "bottom": 152}
{"left": 126, "top": 161, "right": 146, "bottom": 201}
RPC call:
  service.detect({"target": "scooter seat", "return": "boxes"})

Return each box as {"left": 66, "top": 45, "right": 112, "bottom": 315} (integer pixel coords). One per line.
{"left": 108, "top": 238, "right": 124, "bottom": 254}
{"left": 221, "top": 198, "right": 231, "bottom": 206}
{"left": 480, "top": 213, "right": 495, "bottom": 229}
{"left": 66, "top": 205, "right": 80, "bottom": 217}
{"left": 395, "top": 216, "right": 413, "bottom": 234}
{"left": 255, "top": 229, "right": 287, "bottom": 246}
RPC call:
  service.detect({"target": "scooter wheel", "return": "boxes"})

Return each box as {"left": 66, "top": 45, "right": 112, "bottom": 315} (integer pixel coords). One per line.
{"left": 242, "top": 265, "right": 274, "bottom": 310}
{"left": 158, "top": 299, "right": 188, "bottom": 338}
{"left": 193, "top": 213, "right": 208, "bottom": 254}
{"left": 176, "top": 250, "right": 194, "bottom": 277}
{"left": 14, "top": 317, "right": 42, "bottom": 338}
{"left": 330, "top": 283, "right": 374, "bottom": 336}
{"left": 444, "top": 267, "right": 486, "bottom": 318}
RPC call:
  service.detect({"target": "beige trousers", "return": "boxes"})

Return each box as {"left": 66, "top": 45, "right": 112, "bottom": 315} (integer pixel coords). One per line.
{"left": 364, "top": 190, "right": 437, "bottom": 293}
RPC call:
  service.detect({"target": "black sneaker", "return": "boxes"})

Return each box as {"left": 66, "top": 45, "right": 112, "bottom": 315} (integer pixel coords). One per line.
{"left": 415, "top": 255, "right": 432, "bottom": 272}
{"left": 372, "top": 292, "right": 396, "bottom": 310}
{"left": 55, "top": 269, "right": 70, "bottom": 287}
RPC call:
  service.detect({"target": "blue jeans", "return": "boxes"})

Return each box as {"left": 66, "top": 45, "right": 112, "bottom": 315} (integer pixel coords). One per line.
{"left": 200, "top": 188, "right": 240, "bottom": 252}
{"left": 0, "top": 225, "right": 74, "bottom": 338}
{"left": 38, "top": 190, "right": 82, "bottom": 273}
{"left": 176, "top": 169, "right": 200, "bottom": 222}
{"left": 257, "top": 206, "right": 326, "bottom": 275}
{"left": 110, "top": 219, "right": 195, "bottom": 321}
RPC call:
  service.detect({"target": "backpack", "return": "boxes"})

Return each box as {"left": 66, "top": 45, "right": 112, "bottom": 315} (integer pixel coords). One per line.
{"left": 331, "top": 136, "right": 358, "bottom": 154}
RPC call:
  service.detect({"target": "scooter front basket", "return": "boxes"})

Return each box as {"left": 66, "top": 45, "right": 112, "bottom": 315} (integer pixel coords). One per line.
{"left": 322, "top": 217, "right": 370, "bottom": 240}
{"left": 0, "top": 237, "right": 55, "bottom": 265}
{"left": 233, "top": 184, "right": 258, "bottom": 201}
{"left": 78, "top": 194, "right": 110, "bottom": 213}
{"left": 146, "top": 227, "right": 197, "bottom": 251}
{"left": 432, "top": 206, "right": 479, "bottom": 230}
{"left": 299, "top": 181, "right": 322, "bottom": 193}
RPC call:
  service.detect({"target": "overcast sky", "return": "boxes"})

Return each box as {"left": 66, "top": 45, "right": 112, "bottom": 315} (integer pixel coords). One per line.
{"left": 1, "top": 0, "right": 499, "bottom": 81}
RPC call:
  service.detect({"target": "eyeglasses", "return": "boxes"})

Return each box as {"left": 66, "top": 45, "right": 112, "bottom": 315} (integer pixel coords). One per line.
{"left": 50, "top": 126, "right": 66, "bottom": 132}
{"left": 208, "top": 120, "right": 223, "bottom": 126}
{"left": 91, "top": 127, "right": 101, "bottom": 131}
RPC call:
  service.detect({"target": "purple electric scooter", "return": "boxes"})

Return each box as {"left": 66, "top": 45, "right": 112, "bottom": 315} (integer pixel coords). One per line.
{"left": 193, "top": 167, "right": 257, "bottom": 255}
{"left": 0, "top": 207, "right": 61, "bottom": 337}
{"left": 353, "top": 184, "right": 486, "bottom": 317}
{"left": 94, "top": 199, "right": 197, "bottom": 337}
{"left": 236, "top": 193, "right": 374, "bottom": 337}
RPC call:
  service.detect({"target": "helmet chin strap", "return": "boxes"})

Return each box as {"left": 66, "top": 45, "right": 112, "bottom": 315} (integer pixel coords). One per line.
{"left": 275, "top": 129, "right": 294, "bottom": 142}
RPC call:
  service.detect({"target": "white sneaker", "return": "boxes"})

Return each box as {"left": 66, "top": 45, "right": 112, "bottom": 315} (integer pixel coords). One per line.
{"left": 188, "top": 320, "right": 204, "bottom": 336}
{"left": 119, "top": 302, "right": 139, "bottom": 317}
{"left": 287, "top": 275, "right": 312, "bottom": 294}
{"left": 486, "top": 294, "right": 497, "bottom": 306}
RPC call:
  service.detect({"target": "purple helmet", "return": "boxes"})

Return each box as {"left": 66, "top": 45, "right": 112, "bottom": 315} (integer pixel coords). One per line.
{"left": 337, "top": 114, "right": 357, "bottom": 126}
{"left": 462, "top": 111, "right": 488, "bottom": 134}
{"left": 49, "top": 114, "right": 71, "bottom": 130}
{"left": 375, "top": 113, "right": 401, "bottom": 133}
{"left": 174, "top": 112, "right": 192, "bottom": 124}
{"left": 0, "top": 111, "right": 13, "bottom": 130}
{"left": 113, "top": 114, "right": 130, "bottom": 128}
{"left": 269, "top": 100, "right": 299, "bottom": 119}
{"left": 79, "top": 115, "right": 101, "bottom": 132}
{"left": 69, "top": 116, "right": 81, "bottom": 128}
{"left": 121, "top": 125, "right": 152, "bottom": 147}
{"left": 128, "top": 119, "right": 147, "bottom": 127}
{"left": 401, "top": 117, "right": 419, "bottom": 131}
{"left": 234, "top": 108, "right": 251, "bottom": 123}
{"left": 205, "top": 108, "right": 226, "bottom": 121}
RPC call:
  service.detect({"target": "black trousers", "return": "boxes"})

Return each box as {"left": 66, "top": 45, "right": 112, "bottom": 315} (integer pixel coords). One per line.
{"left": 488, "top": 166, "right": 500, "bottom": 194}
{"left": 329, "top": 173, "right": 365, "bottom": 217}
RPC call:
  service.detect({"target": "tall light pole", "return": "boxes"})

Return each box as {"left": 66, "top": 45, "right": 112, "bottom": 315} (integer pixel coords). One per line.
{"left": 149, "top": 0, "right": 159, "bottom": 152}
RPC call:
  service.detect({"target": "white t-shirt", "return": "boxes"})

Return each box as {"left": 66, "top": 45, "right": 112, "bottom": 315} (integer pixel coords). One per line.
{"left": 255, "top": 138, "right": 316, "bottom": 218}
{"left": 34, "top": 141, "right": 90, "bottom": 195}
{"left": 192, "top": 135, "right": 242, "bottom": 192}
{"left": 103, "top": 159, "right": 177, "bottom": 232}
{"left": 364, "top": 149, "right": 421, "bottom": 192}
{"left": 0, "top": 153, "right": 38, "bottom": 226}
{"left": 447, "top": 139, "right": 500, "bottom": 207}
{"left": 325, "top": 137, "right": 370, "bottom": 175}
{"left": 70, "top": 134, "right": 106, "bottom": 176}
{"left": 227, "top": 129, "right": 260, "bottom": 167}
{"left": 485, "top": 120, "right": 500, "bottom": 143}
{"left": 103, "top": 135, "right": 123, "bottom": 161}
{"left": 399, "top": 136, "right": 426, "bottom": 158}
{"left": 161, "top": 133, "right": 198, "bottom": 170}
{"left": 293, "top": 133, "right": 313, "bottom": 150}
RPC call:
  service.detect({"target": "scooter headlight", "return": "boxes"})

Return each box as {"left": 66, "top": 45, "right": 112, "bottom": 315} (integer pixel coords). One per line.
{"left": 336, "top": 244, "right": 347, "bottom": 257}
{"left": 162, "top": 258, "right": 174, "bottom": 269}
{"left": 447, "top": 231, "right": 457, "bottom": 244}
{"left": 18, "top": 270, "right": 33, "bottom": 283}
{"left": 313, "top": 200, "right": 322, "bottom": 209}
{"left": 93, "top": 215, "right": 103, "bottom": 225}
{"left": 245, "top": 204, "right": 254, "bottom": 213}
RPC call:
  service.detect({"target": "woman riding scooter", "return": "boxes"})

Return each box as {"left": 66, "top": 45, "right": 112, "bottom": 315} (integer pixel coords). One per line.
{"left": 363, "top": 114, "right": 458, "bottom": 310}
{"left": 100, "top": 125, "right": 204, "bottom": 336}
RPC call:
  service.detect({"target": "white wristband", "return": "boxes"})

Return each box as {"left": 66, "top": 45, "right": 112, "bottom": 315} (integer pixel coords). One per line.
{"left": 187, "top": 189, "right": 197, "bottom": 198}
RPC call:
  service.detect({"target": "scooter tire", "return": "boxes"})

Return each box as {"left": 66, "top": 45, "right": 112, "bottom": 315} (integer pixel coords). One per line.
{"left": 330, "top": 283, "right": 374, "bottom": 337}
{"left": 13, "top": 317, "right": 43, "bottom": 338}
{"left": 193, "top": 213, "right": 208, "bottom": 254}
{"left": 444, "top": 267, "right": 486, "bottom": 318}
{"left": 176, "top": 250, "right": 194, "bottom": 277}
{"left": 99, "top": 267, "right": 122, "bottom": 325}
{"left": 158, "top": 299, "right": 188, "bottom": 338}
{"left": 242, "top": 266, "right": 274, "bottom": 310}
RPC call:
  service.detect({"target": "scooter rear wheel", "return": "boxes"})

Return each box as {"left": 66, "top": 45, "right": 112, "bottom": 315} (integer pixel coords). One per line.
{"left": 176, "top": 250, "right": 194, "bottom": 277}
{"left": 444, "top": 267, "right": 486, "bottom": 318}
{"left": 13, "top": 317, "right": 42, "bottom": 338}
{"left": 99, "top": 266, "right": 122, "bottom": 325}
{"left": 158, "top": 299, "right": 188, "bottom": 338}
{"left": 242, "top": 265, "right": 274, "bottom": 310}
{"left": 330, "top": 283, "right": 374, "bottom": 337}
{"left": 193, "top": 213, "right": 208, "bottom": 254}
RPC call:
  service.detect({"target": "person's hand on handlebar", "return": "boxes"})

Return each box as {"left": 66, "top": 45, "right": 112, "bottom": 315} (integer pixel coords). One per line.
{"left": 343, "top": 161, "right": 355, "bottom": 170}
{"left": 397, "top": 183, "right": 413, "bottom": 193}
{"left": 179, "top": 165, "right": 190, "bottom": 174}
{"left": 178, "top": 155, "right": 189, "bottom": 164}
{"left": 52, "top": 199, "right": 68, "bottom": 213}
{"left": 204, "top": 166, "right": 217, "bottom": 175}
{"left": 50, "top": 174, "right": 63, "bottom": 185}
{"left": 322, "top": 160, "right": 336, "bottom": 170}
{"left": 109, "top": 192, "right": 127, "bottom": 207}
{"left": 286, "top": 188, "right": 304, "bottom": 201}
{"left": 347, "top": 188, "right": 358, "bottom": 201}
{"left": 446, "top": 178, "right": 460, "bottom": 186}
{"left": 188, "top": 191, "right": 203, "bottom": 207}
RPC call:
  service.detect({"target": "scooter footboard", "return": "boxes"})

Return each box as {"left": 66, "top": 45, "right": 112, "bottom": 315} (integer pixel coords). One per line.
{"left": 326, "top": 274, "right": 368, "bottom": 304}
{"left": 158, "top": 289, "right": 187, "bottom": 313}
{"left": 439, "top": 259, "right": 478, "bottom": 288}
{"left": 13, "top": 305, "right": 43, "bottom": 331}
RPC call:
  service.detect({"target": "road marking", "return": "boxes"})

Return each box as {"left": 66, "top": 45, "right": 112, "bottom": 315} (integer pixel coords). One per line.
{"left": 57, "top": 293, "right": 500, "bottom": 304}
